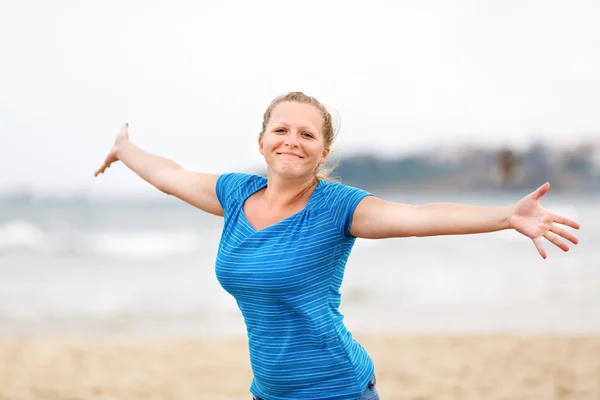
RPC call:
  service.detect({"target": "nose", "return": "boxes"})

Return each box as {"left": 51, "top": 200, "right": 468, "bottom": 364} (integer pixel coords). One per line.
{"left": 284, "top": 131, "right": 299, "bottom": 147}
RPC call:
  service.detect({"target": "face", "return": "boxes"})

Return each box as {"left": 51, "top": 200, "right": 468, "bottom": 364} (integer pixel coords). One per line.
{"left": 259, "top": 102, "right": 330, "bottom": 180}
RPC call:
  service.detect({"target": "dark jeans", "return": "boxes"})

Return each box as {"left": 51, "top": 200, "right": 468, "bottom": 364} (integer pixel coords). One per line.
{"left": 252, "top": 374, "right": 379, "bottom": 400}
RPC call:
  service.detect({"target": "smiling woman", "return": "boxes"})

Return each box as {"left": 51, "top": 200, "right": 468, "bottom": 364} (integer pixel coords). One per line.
{"left": 258, "top": 92, "right": 339, "bottom": 182}
{"left": 94, "top": 91, "right": 580, "bottom": 400}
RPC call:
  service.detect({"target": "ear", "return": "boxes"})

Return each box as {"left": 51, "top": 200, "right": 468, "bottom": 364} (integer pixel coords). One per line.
{"left": 319, "top": 147, "right": 330, "bottom": 165}
{"left": 258, "top": 136, "right": 264, "bottom": 155}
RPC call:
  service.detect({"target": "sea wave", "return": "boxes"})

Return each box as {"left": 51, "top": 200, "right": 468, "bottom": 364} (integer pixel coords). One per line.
{"left": 0, "top": 220, "right": 46, "bottom": 251}
{"left": 0, "top": 219, "right": 216, "bottom": 259}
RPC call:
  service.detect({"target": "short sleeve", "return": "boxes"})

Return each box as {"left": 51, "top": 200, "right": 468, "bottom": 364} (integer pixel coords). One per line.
{"left": 325, "top": 182, "right": 373, "bottom": 238}
{"left": 216, "top": 172, "right": 255, "bottom": 212}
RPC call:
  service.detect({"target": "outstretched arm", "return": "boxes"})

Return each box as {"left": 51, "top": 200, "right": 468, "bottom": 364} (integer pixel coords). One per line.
{"left": 94, "top": 123, "right": 223, "bottom": 216}
{"left": 349, "top": 183, "right": 580, "bottom": 259}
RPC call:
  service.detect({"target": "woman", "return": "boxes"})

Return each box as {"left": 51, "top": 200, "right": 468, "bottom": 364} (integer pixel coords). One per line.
{"left": 94, "top": 92, "right": 580, "bottom": 400}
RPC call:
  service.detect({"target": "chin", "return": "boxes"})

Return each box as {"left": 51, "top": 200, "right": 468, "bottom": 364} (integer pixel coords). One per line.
{"left": 270, "top": 165, "right": 313, "bottom": 180}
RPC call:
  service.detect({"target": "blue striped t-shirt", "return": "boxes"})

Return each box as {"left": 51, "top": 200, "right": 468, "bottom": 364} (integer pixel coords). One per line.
{"left": 215, "top": 172, "right": 375, "bottom": 400}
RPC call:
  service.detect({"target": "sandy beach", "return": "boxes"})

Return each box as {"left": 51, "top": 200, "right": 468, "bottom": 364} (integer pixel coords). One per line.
{"left": 1, "top": 334, "right": 599, "bottom": 400}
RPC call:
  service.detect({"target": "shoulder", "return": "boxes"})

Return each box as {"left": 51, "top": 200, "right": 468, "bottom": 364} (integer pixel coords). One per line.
{"left": 216, "top": 172, "right": 266, "bottom": 206}
{"left": 319, "top": 180, "right": 372, "bottom": 203}
{"left": 217, "top": 172, "right": 264, "bottom": 188}
{"left": 317, "top": 180, "right": 373, "bottom": 238}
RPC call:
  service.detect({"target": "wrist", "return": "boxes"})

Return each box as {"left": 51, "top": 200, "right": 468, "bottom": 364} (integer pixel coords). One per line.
{"left": 504, "top": 204, "right": 516, "bottom": 230}
{"left": 114, "top": 139, "right": 132, "bottom": 160}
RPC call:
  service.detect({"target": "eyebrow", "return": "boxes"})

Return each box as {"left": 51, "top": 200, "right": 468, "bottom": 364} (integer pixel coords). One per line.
{"left": 272, "top": 122, "right": 318, "bottom": 132}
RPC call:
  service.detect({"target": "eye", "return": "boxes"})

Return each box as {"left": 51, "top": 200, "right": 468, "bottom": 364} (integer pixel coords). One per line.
{"left": 302, "top": 132, "right": 314, "bottom": 138}
{"left": 274, "top": 128, "right": 286, "bottom": 134}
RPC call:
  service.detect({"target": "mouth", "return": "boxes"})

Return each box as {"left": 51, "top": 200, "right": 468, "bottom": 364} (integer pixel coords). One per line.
{"left": 277, "top": 152, "right": 303, "bottom": 158}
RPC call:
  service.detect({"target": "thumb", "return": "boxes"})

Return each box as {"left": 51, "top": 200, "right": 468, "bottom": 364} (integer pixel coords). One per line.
{"left": 531, "top": 182, "right": 550, "bottom": 200}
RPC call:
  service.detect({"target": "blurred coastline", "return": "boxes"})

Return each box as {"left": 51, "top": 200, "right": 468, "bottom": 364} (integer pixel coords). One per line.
{"left": 335, "top": 141, "right": 600, "bottom": 193}
{"left": 3, "top": 140, "right": 600, "bottom": 202}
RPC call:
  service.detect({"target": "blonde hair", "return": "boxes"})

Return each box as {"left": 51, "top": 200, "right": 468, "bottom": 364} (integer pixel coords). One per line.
{"left": 259, "top": 92, "right": 339, "bottom": 181}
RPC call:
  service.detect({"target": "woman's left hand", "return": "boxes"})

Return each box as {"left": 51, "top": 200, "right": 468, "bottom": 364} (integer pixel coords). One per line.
{"left": 509, "top": 182, "right": 580, "bottom": 259}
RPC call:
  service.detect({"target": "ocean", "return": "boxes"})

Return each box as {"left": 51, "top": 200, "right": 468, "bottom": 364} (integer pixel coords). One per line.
{"left": 1, "top": 190, "right": 598, "bottom": 338}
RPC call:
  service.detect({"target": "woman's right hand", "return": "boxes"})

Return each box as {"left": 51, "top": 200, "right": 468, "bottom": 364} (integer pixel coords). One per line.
{"left": 94, "top": 123, "right": 130, "bottom": 177}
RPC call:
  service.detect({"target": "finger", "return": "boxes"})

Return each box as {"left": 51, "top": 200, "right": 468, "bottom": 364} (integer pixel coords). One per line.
{"left": 94, "top": 160, "right": 110, "bottom": 177}
{"left": 543, "top": 231, "right": 570, "bottom": 252}
{"left": 94, "top": 164, "right": 106, "bottom": 177}
{"left": 531, "top": 182, "right": 550, "bottom": 200}
{"left": 532, "top": 237, "right": 547, "bottom": 259}
{"left": 550, "top": 224, "right": 579, "bottom": 245}
{"left": 551, "top": 213, "right": 580, "bottom": 230}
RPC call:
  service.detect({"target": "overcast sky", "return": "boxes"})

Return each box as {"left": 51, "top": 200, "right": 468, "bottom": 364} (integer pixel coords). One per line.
{"left": 1, "top": 0, "right": 599, "bottom": 195}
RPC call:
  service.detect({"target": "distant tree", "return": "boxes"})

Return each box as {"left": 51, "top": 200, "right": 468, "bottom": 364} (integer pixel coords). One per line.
{"left": 497, "top": 149, "right": 518, "bottom": 183}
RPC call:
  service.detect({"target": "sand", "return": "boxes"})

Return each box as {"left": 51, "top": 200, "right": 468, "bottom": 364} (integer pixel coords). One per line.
{"left": 1, "top": 335, "right": 599, "bottom": 400}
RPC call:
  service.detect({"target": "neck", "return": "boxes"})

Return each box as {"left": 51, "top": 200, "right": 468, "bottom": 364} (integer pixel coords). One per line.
{"left": 263, "top": 172, "right": 318, "bottom": 209}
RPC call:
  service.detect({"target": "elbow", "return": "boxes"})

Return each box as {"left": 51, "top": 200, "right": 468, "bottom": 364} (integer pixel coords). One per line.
{"left": 157, "top": 185, "right": 174, "bottom": 196}
{"left": 151, "top": 169, "right": 179, "bottom": 195}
